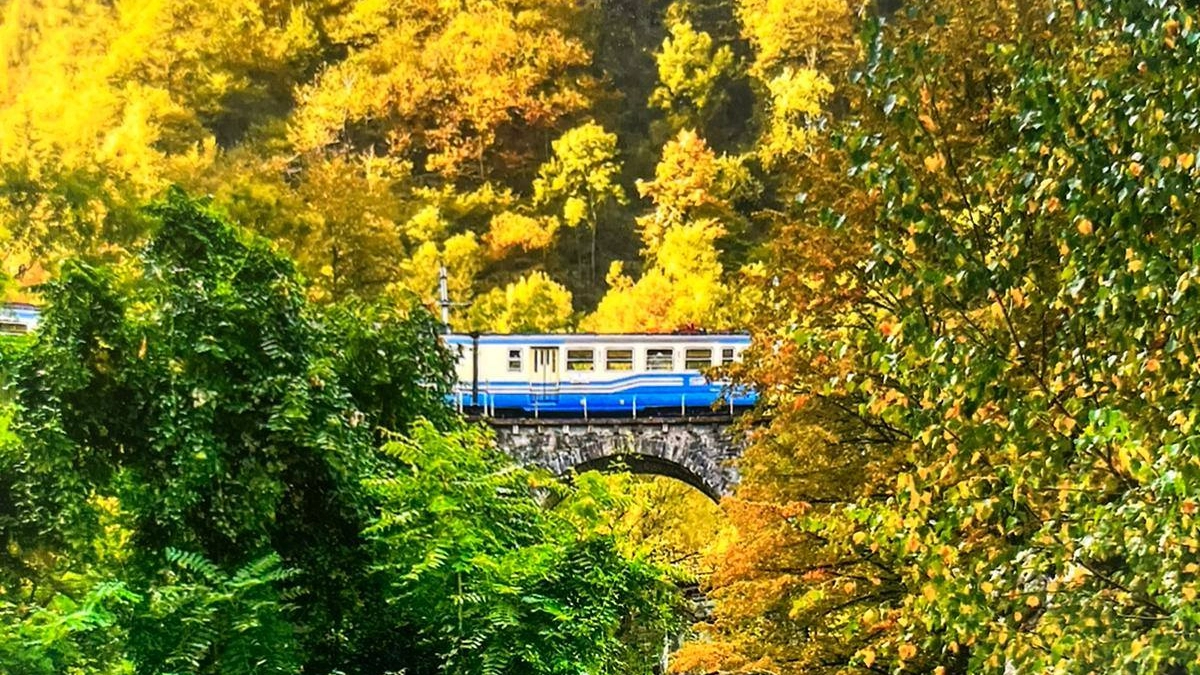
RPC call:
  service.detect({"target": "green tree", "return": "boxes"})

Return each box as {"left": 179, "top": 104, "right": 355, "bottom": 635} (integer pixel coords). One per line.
{"left": 1, "top": 191, "right": 678, "bottom": 675}
{"left": 367, "top": 423, "right": 679, "bottom": 675}
{"left": 694, "top": 1, "right": 1200, "bottom": 673}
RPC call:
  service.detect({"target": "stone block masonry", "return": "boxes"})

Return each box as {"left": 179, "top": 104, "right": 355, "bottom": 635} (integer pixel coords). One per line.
{"left": 481, "top": 416, "right": 745, "bottom": 500}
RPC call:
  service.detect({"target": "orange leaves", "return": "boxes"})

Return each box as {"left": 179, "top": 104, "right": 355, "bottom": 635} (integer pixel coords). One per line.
{"left": 669, "top": 640, "right": 742, "bottom": 674}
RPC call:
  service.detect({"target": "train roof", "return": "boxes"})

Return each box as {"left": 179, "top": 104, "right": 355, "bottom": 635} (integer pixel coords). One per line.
{"left": 1, "top": 303, "right": 40, "bottom": 319}
{"left": 444, "top": 332, "right": 750, "bottom": 346}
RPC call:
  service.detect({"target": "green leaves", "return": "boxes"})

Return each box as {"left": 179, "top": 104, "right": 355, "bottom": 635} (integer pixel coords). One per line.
{"left": 134, "top": 550, "right": 300, "bottom": 675}
{"left": 807, "top": 0, "right": 1200, "bottom": 672}
{"left": 366, "top": 422, "right": 680, "bottom": 675}
{"left": 2, "top": 189, "right": 678, "bottom": 675}
{"left": 699, "top": 1, "right": 1200, "bottom": 673}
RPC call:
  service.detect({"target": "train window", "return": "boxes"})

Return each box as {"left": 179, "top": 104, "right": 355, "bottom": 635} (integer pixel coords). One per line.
{"left": 507, "top": 349, "right": 522, "bottom": 372}
{"left": 685, "top": 348, "right": 712, "bottom": 369}
{"left": 721, "top": 348, "right": 735, "bottom": 365}
{"left": 646, "top": 348, "right": 674, "bottom": 371}
{"left": 566, "top": 348, "right": 595, "bottom": 371}
{"left": 606, "top": 349, "right": 633, "bottom": 371}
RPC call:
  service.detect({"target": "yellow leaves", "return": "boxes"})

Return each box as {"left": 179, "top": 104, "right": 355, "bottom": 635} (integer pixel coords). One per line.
{"left": 1025, "top": 594, "right": 1040, "bottom": 608}
{"left": 296, "top": 0, "right": 591, "bottom": 177}
{"left": 904, "top": 534, "right": 921, "bottom": 554}
{"left": 1129, "top": 160, "right": 1144, "bottom": 178}
{"left": 405, "top": 205, "right": 448, "bottom": 243}
{"left": 1182, "top": 584, "right": 1197, "bottom": 602}
{"left": 669, "top": 639, "right": 743, "bottom": 674}
{"left": 737, "top": 0, "right": 854, "bottom": 78}
{"left": 467, "top": 271, "right": 573, "bottom": 333}
{"left": 898, "top": 642, "right": 917, "bottom": 660}
{"left": 1179, "top": 152, "right": 1195, "bottom": 170}
{"left": 635, "top": 129, "right": 727, "bottom": 251}
{"left": 1076, "top": 218, "right": 1094, "bottom": 235}
{"left": 534, "top": 122, "right": 626, "bottom": 227}
{"left": 923, "top": 152, "right": 947, "bottom": 173}
{"left": 759, "top": 67, "right": 835, "bottom": 165}
{"left": 484, "top": 212, "right": 558, "bottom": 258}
{"left": 1054, "top": 414, "right": 1077, "bottom": 434}
{"left": 1009, "top": 287, "right": 1028, "bottom": 309}
{"left": 562, "top": 197, "right": 587, "bottom": 227}
{"left": 651, "top": 19, "right": 736, "bottom": 128}
{"left": 584, "top": 219, "right": 726, "bottom": 332}
{"left": 861, "top": 647, "right": 876, "bottom": 666}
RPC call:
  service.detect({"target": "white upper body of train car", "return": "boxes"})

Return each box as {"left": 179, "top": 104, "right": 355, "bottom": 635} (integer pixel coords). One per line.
{"left": 443, "top": 333, "right": 755, "bottom": 416}
{"left": 0, "top": 303, "right": 40, "bottom": 335}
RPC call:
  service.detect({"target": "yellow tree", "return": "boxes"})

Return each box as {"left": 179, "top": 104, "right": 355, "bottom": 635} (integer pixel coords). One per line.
{"left": 466, "top": 271, "right": 574, "bottom": 333}
{"left": 735, "top": 0, "right": 853, "bottom": 167}
{"left": 288, "top": 0, "right": 591, "bottom": 182}
{"left": 584, "top": 219, "right": 726, "bottom": 333}
{"left": 532, "top": 122, "right": 627, "bottom": 289}
{"left": 650, "top": 18, "right": 737, "bottom": 137}
{"left": 586, "top": 129, "right": 749, "bottom": 332}
{"left": 483, "top": 212, "right": 561, "bottom": 260}
{"left": 0, "top": 0, "right": 322, "bottom": 289}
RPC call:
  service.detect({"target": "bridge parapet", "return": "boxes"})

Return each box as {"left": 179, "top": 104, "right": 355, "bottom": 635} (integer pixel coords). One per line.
{"left": 478, "top": 416, "right": 744, "bottom": 500}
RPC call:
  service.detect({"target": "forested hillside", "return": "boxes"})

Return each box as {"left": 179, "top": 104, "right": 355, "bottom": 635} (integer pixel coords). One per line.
{"left": 0, "top": 0, "right": 792, "bottom": 332}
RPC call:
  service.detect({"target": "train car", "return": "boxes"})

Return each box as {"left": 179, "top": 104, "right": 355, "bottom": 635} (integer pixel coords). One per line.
{"left": 0, "top": 303, "right": 40, "bottom": 335}
{"left": 444, "top": 333, "right": 755, "bottom": 416}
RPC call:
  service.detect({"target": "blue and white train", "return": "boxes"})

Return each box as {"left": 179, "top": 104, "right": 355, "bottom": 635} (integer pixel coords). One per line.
{"left": 0, "top": 303, "right": 39, "bottom": 335}
{"left": 1, "top": 303, "right": 755, "bottom": 417}
{"left": 444, "top": 333, "right": 755, "bottom": 416}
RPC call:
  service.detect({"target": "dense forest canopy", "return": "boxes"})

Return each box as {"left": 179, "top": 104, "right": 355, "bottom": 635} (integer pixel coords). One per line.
{"left": 0, "top": 0, "right": 786, "bottom": 331}
{"left": 7, "top": 0, "right": 1200, "bottom": 674}
{"left": 0, "top": 192, "right": 680, "bottom": 674}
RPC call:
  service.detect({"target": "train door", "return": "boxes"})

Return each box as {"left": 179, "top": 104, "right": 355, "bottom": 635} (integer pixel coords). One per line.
{"left": 530, "top": 346, "right": 560, "bottom": 404}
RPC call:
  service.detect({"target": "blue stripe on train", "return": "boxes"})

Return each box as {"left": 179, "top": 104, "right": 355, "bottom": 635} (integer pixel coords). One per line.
{"left": 447, "top": 382, "right": 757, "bottom": 414}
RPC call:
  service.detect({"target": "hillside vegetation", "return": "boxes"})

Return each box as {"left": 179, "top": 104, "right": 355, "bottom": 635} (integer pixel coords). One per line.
{"left": 7, "top": 1, "right": 1200, "bottom": 674}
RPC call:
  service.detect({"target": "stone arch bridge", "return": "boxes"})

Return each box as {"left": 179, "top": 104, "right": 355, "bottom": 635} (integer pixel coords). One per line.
{"left": 478, "top": 415, "right": 746, "bottom": 500}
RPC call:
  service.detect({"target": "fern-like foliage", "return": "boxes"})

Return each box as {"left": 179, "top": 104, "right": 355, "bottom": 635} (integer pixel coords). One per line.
{"left": 365, "top": 422, "right": 681, "bottom": 675}
{"left": 132, "top": 549, "right": 300, "bottom": 675}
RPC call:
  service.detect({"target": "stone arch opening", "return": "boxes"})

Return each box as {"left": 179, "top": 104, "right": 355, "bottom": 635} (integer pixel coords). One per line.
{"left": 485, "top": 417, "right": 743, "bottom": 501}
{"left": 571, "top": 453, "right": 721, "bottom": 502}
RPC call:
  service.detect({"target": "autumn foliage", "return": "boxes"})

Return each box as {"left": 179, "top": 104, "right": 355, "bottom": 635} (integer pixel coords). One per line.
{"left": 7, "top": 0, "right": 1200, "bottom": 674}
